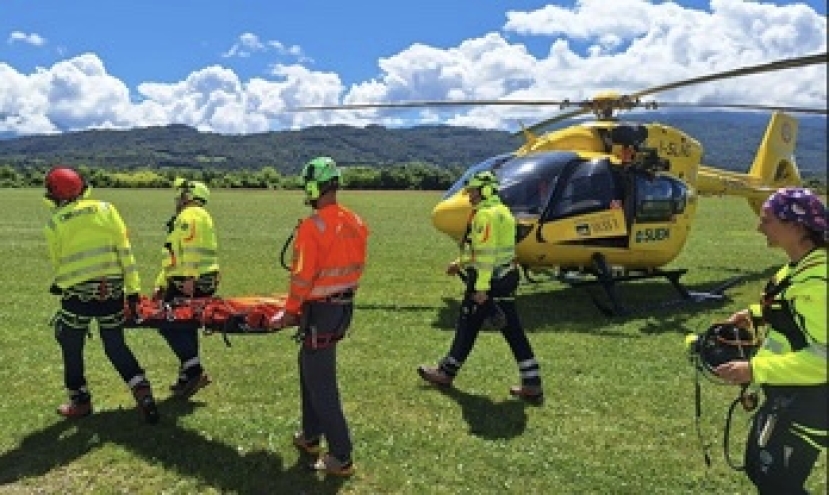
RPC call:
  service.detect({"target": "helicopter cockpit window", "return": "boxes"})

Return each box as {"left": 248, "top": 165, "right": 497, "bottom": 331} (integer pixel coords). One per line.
{"left": 671, "top": 180, "right": 689, "bottom": 213}
{"left": 634, "top": 174, "right": 687, "bottom": 223}
{"left": 495, "top": 152, "right": 578, "bottom": 215}
{"left": 443, "top": 153, "right": 515, "bottom": 199}
{"left": 545, "top": 157, "right": 623, "bottom": 220}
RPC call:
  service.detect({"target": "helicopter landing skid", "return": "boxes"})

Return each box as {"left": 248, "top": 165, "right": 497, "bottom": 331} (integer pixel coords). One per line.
{"left": 562, "top": 253, "right": 743, "bottom": 317}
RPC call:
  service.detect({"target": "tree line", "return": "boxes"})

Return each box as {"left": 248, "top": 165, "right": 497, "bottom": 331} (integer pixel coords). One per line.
{"left": 0, "top": 163, "right": 467, "bottom": 191}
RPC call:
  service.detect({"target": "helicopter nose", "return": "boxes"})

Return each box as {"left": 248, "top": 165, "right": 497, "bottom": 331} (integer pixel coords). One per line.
{"left": 431, "top": 192, "right": 472, "bottom": 241}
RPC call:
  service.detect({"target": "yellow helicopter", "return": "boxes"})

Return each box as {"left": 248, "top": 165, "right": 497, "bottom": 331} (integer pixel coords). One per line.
{"left": 293, "top": 52, "right": 828, "bottom": 314}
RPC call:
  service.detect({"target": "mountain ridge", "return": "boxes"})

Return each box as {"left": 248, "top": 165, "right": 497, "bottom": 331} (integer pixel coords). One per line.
{"left": 0, "top": 112, "right": 825, "bottom": 177}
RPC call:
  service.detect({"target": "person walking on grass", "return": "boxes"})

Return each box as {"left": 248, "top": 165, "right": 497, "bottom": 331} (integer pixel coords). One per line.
{"left": 153, "top": 178, "right": 219, "bottom": 399}
{"left": 715, "top": 187, "right": 827, "bottom": 494}
{"left": 43, "top": 166, "right": 159, "bottom": 424}
{"left": 267, "top": 156, "right": 369, "bottom": 476}
{"left": 418, "top": 170, "right": 544, "bottom": 404}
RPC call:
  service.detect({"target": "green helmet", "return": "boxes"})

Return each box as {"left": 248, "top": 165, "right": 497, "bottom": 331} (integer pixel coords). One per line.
{"left": 302, "top": 157, "right": 341, "bottom": 183}
{"left": 465, "top": 171, "right": 499, "bottom": 198}
{"left": 174, "top": 177, "right": 210, "bottom": 204}
{"left": 301, "top": 157, "right": 341, "bottom": 200}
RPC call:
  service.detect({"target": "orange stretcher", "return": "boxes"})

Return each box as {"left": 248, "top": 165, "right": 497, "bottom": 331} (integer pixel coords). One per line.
{"left": 125, "top": 294, "right": 289, "bottom": 345}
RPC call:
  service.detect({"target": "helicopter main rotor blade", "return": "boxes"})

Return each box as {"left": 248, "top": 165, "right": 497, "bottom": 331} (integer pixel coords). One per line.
{"left": 631, "top": 52, "right": 827, "bottom": 99}
{"left": 653, "top": 102, "right": 828, "bottom": 115}
{"left": 523, "top": 51, "right": 828, "bottom": 134}
{"left": 515, "top": 108, "right": 588, "bottom": 135}
{"left": 287, "top": 99, "right": 570, "bottom": 111}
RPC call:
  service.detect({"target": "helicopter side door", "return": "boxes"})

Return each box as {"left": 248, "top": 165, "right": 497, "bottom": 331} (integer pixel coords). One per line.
{"left": 626, "top": 172, "right": 693, "bottom": 266}
{"left": 535, "top": 158, "right": 630, "bottom": 247}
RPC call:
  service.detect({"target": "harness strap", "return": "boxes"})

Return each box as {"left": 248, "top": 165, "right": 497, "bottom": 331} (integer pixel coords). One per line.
{"left": 53, "top": 309, "right": 93, "bottom": 330}
{"left": 62, "top": 278, "right": 125, "bottom": 301}
{"left": 304, "top": 332, "right": 345, "bottom": 349}
{"left": 722, "top": 391, "right": 748, "bottom": 471}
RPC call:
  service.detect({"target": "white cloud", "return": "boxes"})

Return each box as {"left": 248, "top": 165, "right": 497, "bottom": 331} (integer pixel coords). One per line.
{"left": 7, "top": 31, "right": 47, "bottom": 46}
{"left": 137, "top": 65, "right": 270, "bottom": 134}
{"left": 0, "top": 0, "right": 825, "bottom": 136}
{"left": 222, "top": 32, "right": 310, "bottom": 63}
{"left": 222, "top": 32, "right": 266, "bottom": 58}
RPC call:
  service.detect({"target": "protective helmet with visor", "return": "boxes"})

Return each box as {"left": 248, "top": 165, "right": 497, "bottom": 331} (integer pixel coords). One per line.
{"left": 686, "top": 322, "right": 763, "bottom": 384}
{"left": 465, "top": 171, "right": 499, "bottom": 199}
{"left": 174, "top": 178, "right": 210, "bottom": 204}
{"left": 301, "top": 156, "right": 341, "bottom": 201}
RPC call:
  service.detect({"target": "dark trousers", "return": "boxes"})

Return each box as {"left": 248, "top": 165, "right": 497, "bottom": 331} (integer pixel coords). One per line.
{"left": 298, "top": 301, "right": 353, "bottom": 461}
{"left": 158, "top": 326, "right": 201, "bottom": 376}
{"left": 744, "top": 386, "right": 827, "bottom": 494}
{"left": 442, "top": 268, "right": 541, "bottom": 387}
{"left": 56, "top": 296, "right": 145, "bottom": 394}
{"left": 158, "top": 275, "right": 218, "bottom": 378}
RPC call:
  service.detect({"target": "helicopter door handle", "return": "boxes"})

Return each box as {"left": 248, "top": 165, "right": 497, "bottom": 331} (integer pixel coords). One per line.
{"left": 534, "top": 222, "right": 547, "bottom": 243}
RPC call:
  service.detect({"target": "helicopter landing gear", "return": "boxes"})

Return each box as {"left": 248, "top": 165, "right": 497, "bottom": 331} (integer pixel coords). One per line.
{"left": 564, "top": 253, "right": 742, "bottom": 317}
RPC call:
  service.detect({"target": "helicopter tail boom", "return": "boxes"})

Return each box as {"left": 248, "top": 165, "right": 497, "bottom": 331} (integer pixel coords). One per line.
{"left": 695, "top": 112, "right": 802, "bottom": 213}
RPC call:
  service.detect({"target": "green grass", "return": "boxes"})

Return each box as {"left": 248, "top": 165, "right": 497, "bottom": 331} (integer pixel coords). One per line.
{"left": 0, "top": 188, "right": 825, "bottom": 494}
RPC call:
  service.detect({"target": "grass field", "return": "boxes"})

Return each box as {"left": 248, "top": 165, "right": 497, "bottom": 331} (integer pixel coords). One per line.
{"left": 0, "top": 188, "right": 825, "bottom": 494}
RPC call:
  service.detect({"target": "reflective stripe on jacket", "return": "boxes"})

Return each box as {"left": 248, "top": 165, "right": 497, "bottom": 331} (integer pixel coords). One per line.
{"left": 155, "top": 204, "right": 219, "bottom": 287}
{"left": 750, "top": 248, "right": 827, "bottom": 386}
{"left": 44, "top": 198, "right": 141, "bottom": 295}
{"left": 286, "top": 203, "right": 369, "bottom": 314}
{"left": 459, "top": 196, "right": 516, "bottom": 291}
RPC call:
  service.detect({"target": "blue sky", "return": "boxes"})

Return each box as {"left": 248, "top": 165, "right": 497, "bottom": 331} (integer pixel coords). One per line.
{"left": 0, "top": 0, "right": 826, "bottom": 135}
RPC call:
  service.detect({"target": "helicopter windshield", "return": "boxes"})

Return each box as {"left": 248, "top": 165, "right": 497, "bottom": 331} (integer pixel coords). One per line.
{"left": 443, "top": 152, "right": 515, "bottom": 199}
{"left": 498, "top": 152, "right": 581, "bottom": 215}
{"left": 444, "top": 151, "right": 580, "bottom": 215}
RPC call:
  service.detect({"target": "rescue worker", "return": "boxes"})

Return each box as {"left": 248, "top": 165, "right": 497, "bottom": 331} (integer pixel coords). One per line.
{"left": 267, "top": 156, "right": 368, "bottom": 476}
{"left": 43, "top": 166, "right": 159, "bottom": 424}
{"left": 715, "top": 187, "right": 827, "bottom": 494}
{"left": 154, "top": 178, "right": 219, "bottom": 399}
{"left": 418, "top": 171, "right": 544, "bottom": 404}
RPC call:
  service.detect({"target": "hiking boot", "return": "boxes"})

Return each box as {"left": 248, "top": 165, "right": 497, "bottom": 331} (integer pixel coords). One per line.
{"left": 509, "top": 385, "right": 544, "bottom": 405}
{"left": 57, "top": 399, "right": 92, "bottom": 418}
{"left": 310, "top": 453, "right": 354, "bottom": 477}
{"left": 133, "top": 386, "right": 160, "bottom": 424}
{"left": 170, "top": 372, "right": 211, "bottom": 399}
{"left": 417, "top": 365, "right": 453, "bottom": 387}
{"left": 292, "top": 431, "right": 322, "bottom": 455}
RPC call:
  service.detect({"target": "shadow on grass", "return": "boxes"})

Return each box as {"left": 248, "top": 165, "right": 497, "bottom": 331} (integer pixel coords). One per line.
{"left": 427, "top": 265, "right": 778, "bottom": 334}
{"left": 0, "top": 397, "right": 348, "bottom": 494}
{"left": 419, "top": 385, "right": 529, "bottom": 440}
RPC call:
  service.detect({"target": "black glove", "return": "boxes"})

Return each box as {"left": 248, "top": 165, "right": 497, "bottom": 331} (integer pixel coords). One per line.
{"left": 49, "top": 283, "right": 63, "bottom": 295}
{"left": 127, "top": 293, "right": 141, "bottom": 323}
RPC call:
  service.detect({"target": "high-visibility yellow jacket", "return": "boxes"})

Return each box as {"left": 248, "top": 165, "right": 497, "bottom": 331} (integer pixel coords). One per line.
{"left": 749, "top": 248, "right": 827, "bottom": 386}
{"left": 459, "top": 196, "right": 516, "bottom": 292}
{"left": 286, "top": 203, "right": 368, "bottom": 315}
{"left": 44, "top": 198, "right": 141, "bottom": 295}
{"left": 155, "top": 204, "right": 219, "bottom": 287}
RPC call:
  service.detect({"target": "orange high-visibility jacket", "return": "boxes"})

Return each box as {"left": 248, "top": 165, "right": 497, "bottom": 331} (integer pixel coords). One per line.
{"left": 286, "top": 203, "right": 369, "bottom": 314}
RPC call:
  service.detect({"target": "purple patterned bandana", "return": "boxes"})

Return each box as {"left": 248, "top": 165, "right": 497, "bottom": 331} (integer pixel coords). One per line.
{"left": 763, "top": 187, "right": 828, "bottom": 235}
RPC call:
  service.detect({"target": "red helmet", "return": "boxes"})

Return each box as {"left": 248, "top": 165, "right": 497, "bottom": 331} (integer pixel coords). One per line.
{"left": 45, "top": 167, "right": 86, "bottom": 203}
